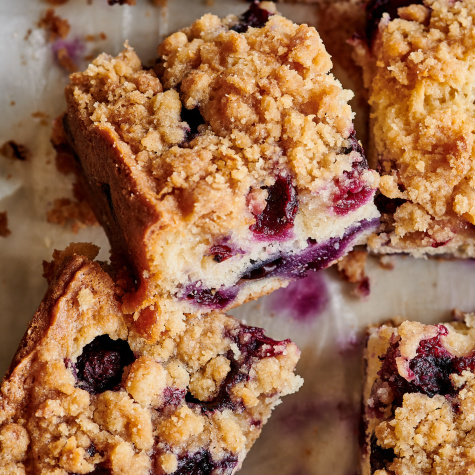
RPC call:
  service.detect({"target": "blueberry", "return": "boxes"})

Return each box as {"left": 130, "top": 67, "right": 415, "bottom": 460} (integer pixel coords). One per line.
{"left": 185, "top": 287, "right": 238, "bottom": 309}
{"left": 370, "top": 434, "right": 395, "bottom": 472}
{"left": 377, "top": 325, "right": 475, "bottom": 409}
{"left": 209, "top": 244, "right": 235, "bottom": 263}
{"left": 172, "top": 450, "right": 238, "bottom": 475}
{"left": 230, "top": 1, "right": 274, "bottom": 33}
{"left": 71, "top": 335, "right": 135, "bottom": 395}
{"left": 181, "top": 107, "right": 205, "bottom": 142}
{"left": 250, "top": 175, "right": 298, "bottom": 238}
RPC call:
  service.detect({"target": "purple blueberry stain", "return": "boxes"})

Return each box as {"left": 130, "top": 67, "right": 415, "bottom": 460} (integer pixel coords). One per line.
{"left": 162, "top": 387, "right": 186, "bottom": 407}
{"left": 184, "top": 285, "right": 239, "bottom": 309}
{"left": 181, "top": 218, "right": 379, "bottom": 309}
{"left": 51, "top": 37, "right": 86, "bottom": 67}
{"left": 332, "top": 158, "right": 373, "bottom": 216}
{"left": 269, "top": 271, "right": 329, "bottom": 323}
{"left": 231, "top": 0, "right": 274, "bottom": 33}
{"left": 170, "top": 450, "right": 238, "bottom": 475}
{"left": 249, "top": 175, "right": 298, "bottom": 240}
{"left": 68, "top": 334, "right": 135, "bottom": 395}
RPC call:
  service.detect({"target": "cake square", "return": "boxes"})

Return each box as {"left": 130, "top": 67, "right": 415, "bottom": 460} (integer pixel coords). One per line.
{"left": 0, "top": 244, "right": 302, "bottom": 474}
{"left": 63, "top": 1, "right": 379, "bottom": 314}
{"left": 362, "top": 316, "right": 475, "bottom": 474}
{"left": 353, "top": 0, "right": 475, "bottom": 257}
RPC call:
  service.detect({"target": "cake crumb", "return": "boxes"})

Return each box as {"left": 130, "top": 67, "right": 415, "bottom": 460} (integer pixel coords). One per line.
{"left": 0, "top": 140, "right": 31, "bottom": 161}
{"left": 55, "top": 46, "right": 77, "bottom": 73}
{"left": 38, "top": 8, "right": 70, "bottom": 42}
{"left": 379, "top": 255, "right": 395, "bottom": 270}
{"left": 47, "top": 197, "right": 97, "bottom": 233}
{"left": 337, "top": 249, "right": 370, "bottom": 298}
{"left": 0, "top": 212, "right": 11, "bottom": 238}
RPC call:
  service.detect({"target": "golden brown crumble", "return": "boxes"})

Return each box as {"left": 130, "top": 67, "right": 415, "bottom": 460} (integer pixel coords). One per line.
{"left": 337, "top": 249, "right": 370, "bottom": 297}
{"left": 0, "top": 248, "right": 302, "bottom": 473}
{"left": 46, "top": 197, "right": 97, "bottom": 233}
{"left": 67, "top": 10, "right": 377, "bottom": 237}
{"left": 354, "top": 0, "right": 475, "bottom": 253}
{"left": 38, "top": 8, "right": 70, "bottom": 42}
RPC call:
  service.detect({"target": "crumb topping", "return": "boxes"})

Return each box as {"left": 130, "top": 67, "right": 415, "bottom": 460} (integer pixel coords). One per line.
{"left": 355, "top": 0, "right": 475, "bottom": 249}
{"left": 0, "top": 254, "right": 302, "bottom": 473}
{"left": 365, "top": 316, "right": 475, "bottom": 474}
{"left": 67, "top": 8, "right": 377, "bottom": 235}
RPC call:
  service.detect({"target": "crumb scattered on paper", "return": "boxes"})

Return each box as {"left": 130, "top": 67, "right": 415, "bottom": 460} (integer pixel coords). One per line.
{"left": 337, "top": 249, "right": 370, "bottom": 298}
{"left": 379, "top": 255, "right": 395, "bottom": 270}
{"left": 47, "top": 197, "right": 97, "bottom": 233}
{"left": 38, "top": 8, "right": 71, "bottom": 42}
{"left": 0, "top": 141, "right": 31, "bottom": 161}
{"left": 0, "top": 213, "right": 11, "bottom": 238}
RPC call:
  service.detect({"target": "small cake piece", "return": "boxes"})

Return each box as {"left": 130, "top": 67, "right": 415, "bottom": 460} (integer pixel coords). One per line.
{"left": 362, "top": 315, "right": 475, "bottom": 474}
{"left": 0, "top": 244, "right": 302, "bottom": 474}
{"left": 353, "top": 0, "right": 475, "bottom": 257}
{"left": 63, "top": 1, "right": 379, "bottom": 314}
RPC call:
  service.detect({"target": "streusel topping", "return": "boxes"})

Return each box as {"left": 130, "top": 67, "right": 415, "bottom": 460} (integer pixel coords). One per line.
{"left": 355, "top": 0, "right": 475, "bottom": 247}
{"left": 68, "top": 4, "right": 377, "bottom": 236}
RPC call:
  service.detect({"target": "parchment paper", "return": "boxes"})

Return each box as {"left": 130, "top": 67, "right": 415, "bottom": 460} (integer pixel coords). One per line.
{"left": 1, "top": 1, "right": 475, "bottom": 473}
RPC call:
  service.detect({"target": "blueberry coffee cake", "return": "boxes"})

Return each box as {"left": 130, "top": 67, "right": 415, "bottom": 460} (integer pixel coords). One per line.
{"left": 0, "top": 244, "right": 302, "bottom": 474}
{"left": 353, "top": 0, "right": 475, "bottom": 257}
{"left": 362, "top": 316, "right": 475, "bottom": 474}
{"left": 63, "top": 1, "right": 379, "bottom": 314}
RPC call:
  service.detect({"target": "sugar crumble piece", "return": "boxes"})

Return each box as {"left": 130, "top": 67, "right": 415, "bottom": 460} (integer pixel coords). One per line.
{"left": 38, "top": 8, "right": 71, "bottom": 42}
{"left": 46, "top": 197, "right": 97, "bottom": 233}
{"left": 0, "top": 140, "right": 31, "bottom": 161}
{"left": 337, "top": 249, "right": 370, "bottom": 298}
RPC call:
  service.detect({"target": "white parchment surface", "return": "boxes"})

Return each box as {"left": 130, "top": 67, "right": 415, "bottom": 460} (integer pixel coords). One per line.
{"left": 1, "top": 1, "right": 475, "bottom": 473}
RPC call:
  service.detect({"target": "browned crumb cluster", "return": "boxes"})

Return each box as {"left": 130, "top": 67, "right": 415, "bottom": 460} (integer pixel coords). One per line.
{"left": 0, "top": 248, "right": 302, "bottom": 474}
{"left": 38, "top": 8, "right": 70, "bottom": 42}
{"left": 0, "top": 212, "right": 11, "bottom": 238}
{"left": 0, "top": 140, "right": 31, "bottom": 161}
{"left": 47, "top": 197, "right": 97, "bottom": 233}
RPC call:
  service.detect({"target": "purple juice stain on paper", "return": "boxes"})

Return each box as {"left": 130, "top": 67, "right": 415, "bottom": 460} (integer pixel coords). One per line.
{"left": 51, "top": 37, "right": 86, "bottom": 64}
{"left": 270, "top": 271, "right": 328, "bottom": 322}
